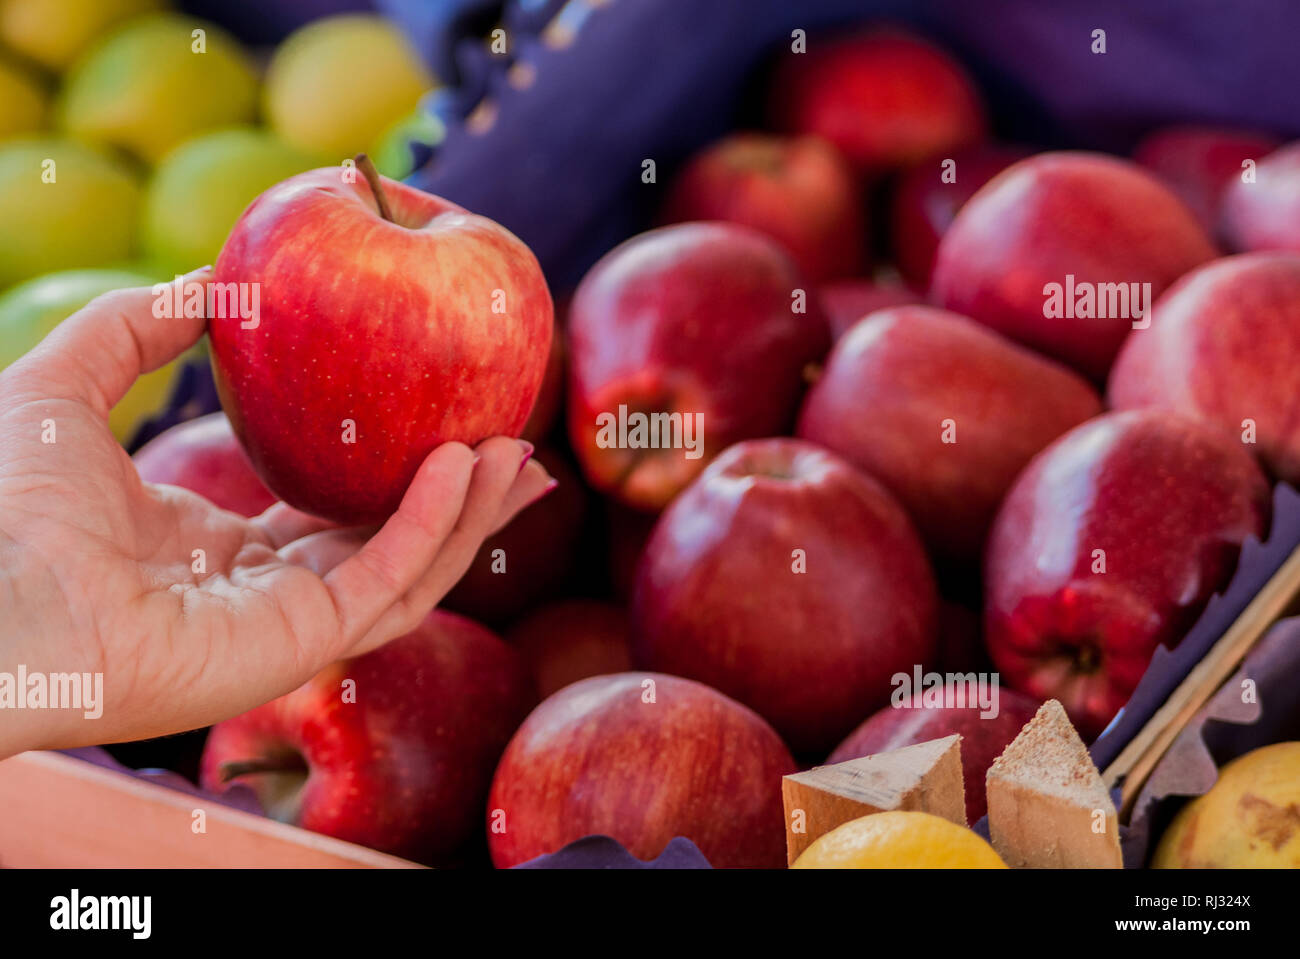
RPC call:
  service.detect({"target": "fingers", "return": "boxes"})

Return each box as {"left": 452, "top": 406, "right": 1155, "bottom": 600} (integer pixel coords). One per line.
{"left": 490, "top": 458, "right": 557, "bottom": 534}
{"left": 251, "top": 502, "right": 341, "bottom": 550}
{"left": 10, "top": 267, "right": 211, "bottom": 418}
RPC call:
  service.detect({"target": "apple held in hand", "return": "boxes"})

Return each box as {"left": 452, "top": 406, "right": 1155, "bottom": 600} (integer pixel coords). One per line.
{"left": 487, "top": 672, "right": 795, "bottom": 868}
{"left": 201, "top": 610, "right": 534, "bottom": 864}
{"left": 985, "top": 410, "right": 1270, "bottom": 738}
{"left": 631, "top": 438, "right": 938, "bottom": 753}
{"left": 132, "top": 413, "right": 276, "bottom": 517}
{"left": 210, "top": 158, "right": 552, "bottom": 524}
{"left": 567, "top": 222, "right": 829, "bottom": 511}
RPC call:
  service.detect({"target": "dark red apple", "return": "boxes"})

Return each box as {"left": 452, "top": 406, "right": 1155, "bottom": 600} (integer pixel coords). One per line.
{"left": 631, "top": 437, "right": 938, "bottom": 753}
{"left": 520, "top": 318, "right": 565, "bottom": 444}
{"left": 891, "top": 143, "right": 1030, "bottom": 291}
{"left": 506, "top": 599, "right": 631, "bottom": 699}
{"left": 817, "top": 277, "right": 920, "bottom": 341}
{"left": 209, "top": 160, "right": 553, "bottom": 524}
{"left": 566, "top": 222, "right": 830, "bottom": 510}
{"left": 828, "top": 689, "right": 1043, "bottom": 824}
{"left": 200, "top": 610, "right": 534, "bottom": 864}
{"left": 660, "top": 132, "right": 865, "bottom": 283}
{"left": 132, "top": 412, "right": 276, "bottom": 517}
{"left": 1133, "top": 125, "right": 1279, "bottom": 240}
{"left": 486, "top": 672, "right": 795, "bottom": 868}
{"left": 931, "top": 151, "right": 1218, "bottom": 380}
{"left": 985, "top": 410, "right": 1270, "bottom": 738}
{"left": 442, "top": 447, "right": 586, "bottom": 626}
{"left": 797, "top": 305, "right": 1102, "bottom": 563}
{"left": 1109, "top": 252, "right": 1300, "bottom": 483}
{"left": 770, "top": 27, "right": 985, "bottom": 174}
{"left": 1223, "top": 140, "right": 1300, "bottom": 253}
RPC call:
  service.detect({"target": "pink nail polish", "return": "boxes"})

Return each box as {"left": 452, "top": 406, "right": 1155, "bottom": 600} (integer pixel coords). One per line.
{"left": 518, "top": 440, "right": 535, "bottom": 473}
{"left": 527, "top": 478, "right": 558, "bottom": 506}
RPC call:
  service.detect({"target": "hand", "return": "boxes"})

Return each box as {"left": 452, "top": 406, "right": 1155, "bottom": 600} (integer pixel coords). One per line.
{"left": 0, "top": 268, "right": 554, "bottom": 758}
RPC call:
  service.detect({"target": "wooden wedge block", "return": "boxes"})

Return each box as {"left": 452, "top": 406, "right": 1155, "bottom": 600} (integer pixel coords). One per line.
{"left": 782, "top": 734, "right": 965, "bottom": 866}
{"left": 986, "top": 700, "right": 1122, "bottom": 869}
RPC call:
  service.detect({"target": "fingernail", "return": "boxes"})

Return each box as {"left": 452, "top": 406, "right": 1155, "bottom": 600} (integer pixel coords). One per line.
{"left": 517, "top": 440, "right": 535, "bottom": 473}
{"left": 184, "top": 264, "right": 213, "bottom": 278}
{"left": 526, "top": 477, "right": 558, "bottom": 507}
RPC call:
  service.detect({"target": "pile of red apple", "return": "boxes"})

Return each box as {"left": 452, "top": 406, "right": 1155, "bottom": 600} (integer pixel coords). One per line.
{"left": 131, "top": 24, "right": 1300, "bottom": 868}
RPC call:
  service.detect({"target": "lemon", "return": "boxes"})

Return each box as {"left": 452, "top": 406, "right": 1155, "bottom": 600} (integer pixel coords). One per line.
{"left": 792, "top": 810, "right": 1007, "bottom": 868}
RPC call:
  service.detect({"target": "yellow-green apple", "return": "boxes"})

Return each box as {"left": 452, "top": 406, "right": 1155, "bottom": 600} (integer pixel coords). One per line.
{"left": 201, "top": 610, "right": 534, "bottom": 864}
{"left": 132, "top": 413, "right": 277, "bottom": 517}
{"left": 931, "top": 152, "right": 1218, "bottom": 380}
{"left": 1222, "top": 141, "right": 1300, "bottom": 253}
{"left": 486, "top": 672, "right": 795, "bottom": 868}
{"left": 0, "top": 53, "right": 47, "bottom": 139}
{"left": 566, "top": 222, "right": 830, "bottom": 511}
{"left": 797, "top": 305, "right": 1102, "bottom": 564}
{"left": 142, "top": 128, "right": 322, "bottom": 275}
{"left": 631, "top": 438, "right": 938, "bottom": 753}
{"left": 0, "top": 0, "right": 162, "bottom": 71}
{"left": 0, "top": 267, "right": 186, "bottom": 444}
{"left": 209, "top": 159, "right": 553, "bottom": 524}
{"left": 506, "top": 599, "right": 631, "bottom": 699}
{"left": 660, "top": 132, "right": 865, "bottom": 283}
{"left": 892, "top": 143, "right": 1030, "bottom": 290}
{"left": 985, "top": 410, "right": 1270, "bottom": 738}
{"left": 0, "top": 138, "right": 141, "bottom": 289}
{"left": 57, "top": 14, "right": 258, "bottom": 166}
{"left": 1133, "top": 125, "right": 1279, "bottom": 241}
{"left": 770, "top": 27, "right": 985, "bottom": 174}
{"left": 1109, "top": 252, "right": 1300, "bottom": 483}
{"left": 828, "top": 689, "right": 1043, "bottom": 824}
{"left": 817, "top": 278, "right": 920, "bottom": 341}
{"left": 264, "top": 14, "right": 434, "bottom": 159}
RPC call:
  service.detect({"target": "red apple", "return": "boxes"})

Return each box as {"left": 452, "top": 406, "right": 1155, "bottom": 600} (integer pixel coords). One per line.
{"left": 817, "top": 278, "right": 920, "bottom": 341}
{"left": 891, "top": 143, "right": 1030, "bottom": 291}
{"left": 985, "top": 410, "right": 1270, "bottom": 738}
{"left": 660, "top": 132, "right": 866, "bottom": 283}
{"left": 506, "top": 599, "right": 631, "bottom": 699}
{"left": 1109, "top": 252, "right": 1300, "bottom": 483}
{"left": 132, "top": 412, "right": 276, "bottom": 517}
{"left": 1223, "top": 140, "right": 1300, "bottom": 253}
{"left": 566, "top": 222, "right": 830, "bottom": 510}
{"left": 770, "top": 27, "right": 985, "bottom": 174}
{"left": 828, "top": 689, "right": 1043, "bottom": 824}
{"left": 520, "top": 317, "right": 565, "bottom": 444}
{"left": 200, "top": 610, "right": 534, "bottom": 864}
{"left": 631, "top": 437, "right": 938, "bottom": 753}
{"left": 797, "top": 305, "right": 1102, "bottom": 563}
{"left": 1133, "top": 125, "right": 1279, "bottom": 240}
{"left": 931, "top": 151, "right": 1218, "bottom": 380}
{"left": 209, "top": 161, "right": 553, "bottom": 524}
{"left": 486, "top": 672, "right": 795, "bottom": 868}
{"left": 441, "top": 448, "right": 586, "bottom": 626}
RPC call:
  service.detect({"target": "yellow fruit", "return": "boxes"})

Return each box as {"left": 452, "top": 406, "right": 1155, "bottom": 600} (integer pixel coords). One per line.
{"left": 0, "top": 0, "right": 163, "bottom": 72}
{"left": 0, "top": 53, "right": 48, "bottom": 138}
{"left": 792, "top": 811, "right": 1008, "bottom": 869}
{"left": 1153, "top": 741, "right": 1300, "bottom": 868}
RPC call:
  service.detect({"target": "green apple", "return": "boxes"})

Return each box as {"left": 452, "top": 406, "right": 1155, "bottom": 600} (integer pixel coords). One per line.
{"left": 0, "top": 53, "right": 48, "bottom": 139}
{"left": 265, "top": 14, "right": 434, "bottom": 160}
{"left": 0, "top": 0, "right": 162, "bottom": 72}
{"left": 0, "top": 267, "right": 187, "bottom": 443}
{"left": 0, "top": 137, "right": 141, "bottom": 289}
{"left": 143, "top": 127, "right": 322, "bottom": 274}
{"left": 58, "top": 13, "right": 258, "bottom": 166}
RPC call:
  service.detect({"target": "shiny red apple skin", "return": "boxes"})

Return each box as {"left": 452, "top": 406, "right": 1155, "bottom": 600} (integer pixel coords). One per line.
{"left": 486, "top": 672, "right": 795, "bottom": 868}
{"left": 506, "top": 600, "right": 631, "bottom": 699}
{"left": 132, "top": 412, "right": 276, "bottom": 517}
{"left": 770, "top": 27, "right": 985, "bottom": 174}
{"left": 931, "top": 151, "right": 1218, "bottom": 380}
{"left": 1223, "top": 140, "right": 1300, "bottom": 253}
{"left": 209, "top": 166, "right": 553, "bottom": 524}
{"left": 566, "top": 222, "right": 830, "bottom": 510}
{"left": 817, "top": 278, "right": 920, "bottom": 341}
{"left": 631, "top": 437, "right": 938, "bottom": 753}
{"left": 828, "top": 689, "right": 1042, "bottom": 824}
{"left": 1109, "top": 252, "right": 1300, "bottom": 483}
{"left": 891, "top": 144, "right": 1030, "bottom": 291}
{"left": 660, "top": 132, "right": 865, "bottom": 283}
{"left": 1133, "top": 125, "right": 1279, "bottom": 240}
{"left": 797, "top": 305, "right": 1102, "bottom": 563}
{"left": 200, "top": 610, "right": 534, "bottom": 864}
{"left": 984, "top": 410, "right": 1270, "bottom": 739}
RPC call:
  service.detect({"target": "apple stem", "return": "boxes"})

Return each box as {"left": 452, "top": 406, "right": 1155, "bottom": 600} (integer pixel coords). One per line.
{"left": 219, "top": 757, "right": 304, "bottom": 783}
{"left": 355, "top": 153, "right": 394, "bottom": 223}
